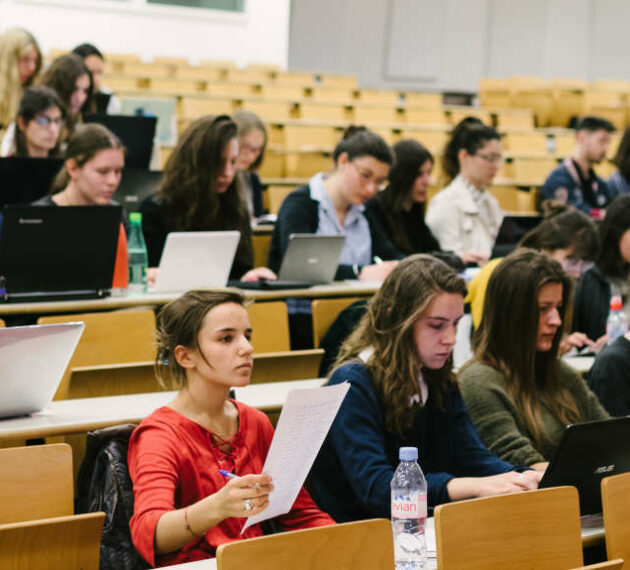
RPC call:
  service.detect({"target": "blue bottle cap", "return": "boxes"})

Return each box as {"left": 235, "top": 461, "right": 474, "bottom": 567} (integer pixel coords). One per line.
{"left": 399, "top": 447, "right": 418, "bottom": 461}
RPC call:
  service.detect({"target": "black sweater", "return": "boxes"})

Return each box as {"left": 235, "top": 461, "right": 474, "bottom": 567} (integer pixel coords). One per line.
{"left": 589, "top": 336, "right": 630, "bottom": 416}
{"left": 139, "top": 194, "right": 253, "bottom": 280}
{"left": 572, "top": 265, "right": 612, "bottom": 341}
{"left": 268, "top": 186, "right": 402, "bottom": 280}
{"left": 364, "top": 197, "right": 440, "bottom": 255}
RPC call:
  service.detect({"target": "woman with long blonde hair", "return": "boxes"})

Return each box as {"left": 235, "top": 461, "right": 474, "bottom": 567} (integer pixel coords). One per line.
{"left": 310, "top": 254, "right": 540, "bottom": 522}
{"left": 0, "top": 28, "right": 42, "bottom": 128}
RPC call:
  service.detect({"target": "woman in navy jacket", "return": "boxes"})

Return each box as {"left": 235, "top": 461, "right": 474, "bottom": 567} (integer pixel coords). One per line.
{"left": 310, "top": 254, "right": 541, "bottom": 522}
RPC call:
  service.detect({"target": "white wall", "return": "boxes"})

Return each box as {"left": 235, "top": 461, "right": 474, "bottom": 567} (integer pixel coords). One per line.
{"left": 0, "top": 0, "right": 290, "bottom": 68}
{"left": 288, "top": 0, "right": 630, "bottom": 92}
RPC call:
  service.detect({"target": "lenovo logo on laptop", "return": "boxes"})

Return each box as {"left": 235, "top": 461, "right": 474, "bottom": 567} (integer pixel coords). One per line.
{"left": 594, "top": 465, "right": 615, "bottom": 475}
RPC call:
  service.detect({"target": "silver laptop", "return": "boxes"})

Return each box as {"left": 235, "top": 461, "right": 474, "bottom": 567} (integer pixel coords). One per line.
{"left": 278, "top": 234, "right": 345, "bottom": 284}
{"left": 0, "top": 322, "right": 84, "bottom": 418}
{"left": 152, "top": 231, "right": 240, "bottom": 293}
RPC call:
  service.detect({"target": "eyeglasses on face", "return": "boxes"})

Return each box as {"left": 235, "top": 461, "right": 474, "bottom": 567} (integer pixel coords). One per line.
{"left": 351, "top": 161, "right": 389, "bottom": 191}
{"left": 474, "top": 152, "right": 503, "bottom": 164}
{"left": 33, "top": 115, "right": 64, "bottom": 128}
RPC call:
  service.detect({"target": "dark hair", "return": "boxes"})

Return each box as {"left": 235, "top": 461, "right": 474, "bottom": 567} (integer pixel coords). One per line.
{"left": 14, "top": 85, "right": 65, "bottom": 157}
{"left": 596, "top": 194, "right": 630, "bottom": 279}
{"left": 613, "top": 125, "right": 630, "bottom": 183}
{"left": 471, "top": 249, "right": 580, "bottom": 448}
{"left": 575, "top": 115, "right": 616, "bottom": 134}
{"left": 232, "top": 109, "right": 267, "bottom": 171}
{"left": 520, "top": 205, "right": 598, "bottom": 261}
{"left": 72, "top": 43, "right": 104, "bottom": 61}
{"left": 39, "top": 53, "right": 91, "bottom": 134}
{"left": 52, "top": 123, "right": 123, "bottom": 192}
{"left": 158, "top": 115, "right": 253, "bottom": 268}
{"left": 374, "top": 139, "right": 433, "bottom": 253}
{"left": 335, "top": 254, "right": 466, "bottom": 435}
{"left": 156, "top": 289, "right": 246, "bottom": 388}
{"left": 441, "top": 116, "right": 484, "bottom": 182}
{"left": 333, "top": 126, "right": 393, "bottom": 166}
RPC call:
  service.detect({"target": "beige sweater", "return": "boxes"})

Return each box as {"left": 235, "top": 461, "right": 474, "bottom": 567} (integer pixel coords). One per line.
{"left": 459, "top": 361, "right": 609, "bottom": 465}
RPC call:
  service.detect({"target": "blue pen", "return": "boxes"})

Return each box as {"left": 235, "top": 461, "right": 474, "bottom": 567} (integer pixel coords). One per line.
{"left": 219, "top": 469, "right": 238, "bottom": 479}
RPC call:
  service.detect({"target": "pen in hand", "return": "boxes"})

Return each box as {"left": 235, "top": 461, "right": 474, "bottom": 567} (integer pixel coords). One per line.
{"left": 219, "top": 469, "right": 238, "bottom": 480}
{"left": 373, "top": 256, "right": 384, "bottom": 264}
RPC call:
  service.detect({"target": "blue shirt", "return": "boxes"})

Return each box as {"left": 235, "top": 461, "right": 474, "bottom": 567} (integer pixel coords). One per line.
{"left": 309, "top": 173, "right": 372, "bottom": 267}
{"left": 309, "top": 362, "right": 520, "bottom": 522}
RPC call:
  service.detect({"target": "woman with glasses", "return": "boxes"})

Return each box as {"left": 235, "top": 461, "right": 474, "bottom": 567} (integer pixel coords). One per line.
{"left": 460, "top": 249, "right": 609, "bottom": 470}
{"left": 466, "top": 202, "right": 605, "bottom": 353}
{"left": 364, "top": 139, "right": 443, "bottom": 257}
{"left": 426, "top": 124, "right": 504, "bottom": 266}
{"left": 1, "top": 86, "right": 65, "bottom": 157}
{"left": 269, "top": 126, "right": 401, "bottom": 282}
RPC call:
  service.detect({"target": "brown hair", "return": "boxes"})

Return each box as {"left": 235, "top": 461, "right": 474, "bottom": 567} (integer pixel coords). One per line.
{"left": 232, "top": 109, "right": 267, "bottom": 171}
{"left": 51, "top": 123, "right": 123, "bottom": 193}
{"left": 155, "top": 289, "right": 247, "bottom": 388}
{"left": 15, "top": 85, "right": 65, "bottom": 157}
{"left": 39, "top": 53, "right": 91, "bottom": 136}
{"left": 0, "top": 28, "right": 42, "bottom": 127}
{"left": 158, "top": 114, "right": 253, "bottom": 269}
{"left": 334, "top": 254, "right": 466, "bottom": 436}
{"left": 471, "top": 249, "right": 581, "bottom": 448}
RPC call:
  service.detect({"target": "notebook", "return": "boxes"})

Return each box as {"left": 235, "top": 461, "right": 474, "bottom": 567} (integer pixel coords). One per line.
{"left": 231, "top": 234, "right": 345, "bottom": 290}
{"left": 0, "top": 205, "right": 121, "bottom": 302}
{"left": 0, "top": 322, "right": 84, "bottom": 418}
{"left": 0, "top": 157, "right": 63, "bottom": 208}
{"left": 152, "top": 231, "right": 240, "bottom": 293}
{"left": 84, "top": 114, "right": 157, "bottom": 169}
{"left": 539, "top": 416, "right": 630, "bottom": 515}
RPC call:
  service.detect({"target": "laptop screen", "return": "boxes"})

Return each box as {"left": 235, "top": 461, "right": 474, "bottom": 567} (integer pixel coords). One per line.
{"left": 0, "top": 205, "right": 121, "bottom": 298}
{"left": 0, "top": 157, "right": 64, "bottom": 208}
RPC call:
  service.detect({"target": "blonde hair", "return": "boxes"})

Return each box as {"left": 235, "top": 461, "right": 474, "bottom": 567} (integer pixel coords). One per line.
{"left": 0, "top": 28, "right": 42, "bottom": 127}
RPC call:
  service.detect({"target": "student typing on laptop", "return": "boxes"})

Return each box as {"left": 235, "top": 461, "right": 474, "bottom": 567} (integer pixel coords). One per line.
{"left": 32, "top": 123, "right": 129, "bottom": 290}
{"left": 459, "top": 249, "right": 609, "bottom": 471}
{"left": 139, "top": 115, "right": 275, "bottom": 285}
{"left": 268, "top": 127, "right": 402, "bottom": 283}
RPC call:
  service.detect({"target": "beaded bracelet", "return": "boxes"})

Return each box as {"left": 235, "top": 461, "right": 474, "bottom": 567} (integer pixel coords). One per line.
{"left": 184, "top": 506, "right": 203, "bottom": 538}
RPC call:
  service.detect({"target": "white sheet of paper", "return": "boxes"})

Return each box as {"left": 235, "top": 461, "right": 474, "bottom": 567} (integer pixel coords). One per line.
{"left": 241, "top": 382, "right": 350, "bottom": 532}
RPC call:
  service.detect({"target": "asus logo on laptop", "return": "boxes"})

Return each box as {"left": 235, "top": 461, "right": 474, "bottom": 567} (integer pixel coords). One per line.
{"left": 19, "top": 217, "right": 43, "bottom": 224}
{"left": 594, "top": 465, "right": 615, "bottom": 474}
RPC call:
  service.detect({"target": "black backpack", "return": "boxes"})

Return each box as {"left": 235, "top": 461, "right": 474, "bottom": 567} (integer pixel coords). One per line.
{"left": 76, "top": 424, "right": 150, "bottom": 570}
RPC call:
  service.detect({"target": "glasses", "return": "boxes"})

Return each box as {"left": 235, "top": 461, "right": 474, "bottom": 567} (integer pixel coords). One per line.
{"left": 474, "top": 152, "right": 503, "bottom": 165}
{"left": 33, "top": 115, "right": 64, "bottom": 129}
{"left": 351, "top": 161, "right": 389, "bottom": 192}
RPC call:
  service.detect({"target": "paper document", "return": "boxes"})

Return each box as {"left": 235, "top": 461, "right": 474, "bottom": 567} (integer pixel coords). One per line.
{"left": 242, "top": 382, "right": 350, "bottom": 532}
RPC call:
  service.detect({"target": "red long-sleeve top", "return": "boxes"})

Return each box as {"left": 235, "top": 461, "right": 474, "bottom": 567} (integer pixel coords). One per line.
{"left": 128, "top": 402, "right": 334, "bottom": 567}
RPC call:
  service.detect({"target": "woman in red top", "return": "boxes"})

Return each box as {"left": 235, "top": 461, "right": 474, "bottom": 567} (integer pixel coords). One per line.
{"left": 128, "top": 289, "right": 333, "bottom": 567}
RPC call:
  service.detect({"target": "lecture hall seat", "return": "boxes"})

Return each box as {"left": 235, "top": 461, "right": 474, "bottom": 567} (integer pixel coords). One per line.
{"left": 602, "top": 472, "right": 630, "bottom": 566}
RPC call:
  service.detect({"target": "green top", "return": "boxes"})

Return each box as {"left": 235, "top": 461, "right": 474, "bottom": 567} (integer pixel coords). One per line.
{"left": 459, "top": 360, "right": 609, "bottom": 465}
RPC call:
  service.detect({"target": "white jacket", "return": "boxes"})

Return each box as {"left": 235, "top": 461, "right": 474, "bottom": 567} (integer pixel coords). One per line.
{"left": 426, "top": 175, "right": 504, "bottom": 258}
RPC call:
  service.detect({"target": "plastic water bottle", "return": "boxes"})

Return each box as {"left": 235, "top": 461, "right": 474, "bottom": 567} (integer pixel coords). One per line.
{"left": 391, "top": 447, "right": 427, "bottom": 570}
{"left": 607, "top": 296, "right": 628, "bottom": 343}
{"left": 127, "top": 212, "right": 148, "bottom": 295}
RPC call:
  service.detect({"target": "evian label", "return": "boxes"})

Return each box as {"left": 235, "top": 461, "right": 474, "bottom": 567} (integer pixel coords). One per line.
{"left": 391, "top": 491, "right": 427, "bottom": 519}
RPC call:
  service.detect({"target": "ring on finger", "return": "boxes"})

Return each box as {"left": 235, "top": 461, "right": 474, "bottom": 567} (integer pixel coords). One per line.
{"left": 244, "top": 498, "right": 253, "bottom": 511}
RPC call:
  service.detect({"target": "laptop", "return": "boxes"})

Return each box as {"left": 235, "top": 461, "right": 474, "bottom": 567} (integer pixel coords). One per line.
{"left": 152, "top": 231, "right": 240, "bottom": 293}
{"left": 491, "top": 215, "right": 542, "bottom": 258}
{"left": 0, "top": 157, "right": 63, "bottom": 208}
{"left": 114, "top": 168, "right": 162, "bottom": 216}
{"left": 231, "top": 234, "right": 345, "bottom": 290}
{"left": 0, "top": 205, "right": 121, "bottom": 302}
{"left": 539, "top": 417, "right": 630, "bottom": 515}
{"left": 84, "top": 114, "right": 157, "bottom": 169}
{"left": 0, "top": 322, "right": 84, "bottom": 418}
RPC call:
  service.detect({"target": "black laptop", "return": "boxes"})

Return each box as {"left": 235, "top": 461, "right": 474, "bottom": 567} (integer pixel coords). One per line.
{"left": 492, "top": 214, "right": 542, "bottom": 258}
{"left": 0, "top": 157, "right": 63, "bottom": 207}
{"left": 84, "top": 114, "right": 157, "bottom": 169}
{"left": 0, "top": 205, "right": 121, "bottom": 302}
{"left": 539, "top": 417, "right": 630, "bottom": 515}
{"left": 115, "top": 168, "right": 162, "bottom": 216}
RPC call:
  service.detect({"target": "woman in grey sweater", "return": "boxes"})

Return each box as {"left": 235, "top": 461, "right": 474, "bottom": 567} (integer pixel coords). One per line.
{"left": 459, "top": 249, "right": 608, "bottom": 471}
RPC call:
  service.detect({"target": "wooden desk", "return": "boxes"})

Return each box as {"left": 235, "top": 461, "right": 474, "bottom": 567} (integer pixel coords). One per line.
{"left": 0, "top": 378, "right": 325, "bottom": 442}
{"left": 0, "top": 281, "right": 379, "bottom": 316}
